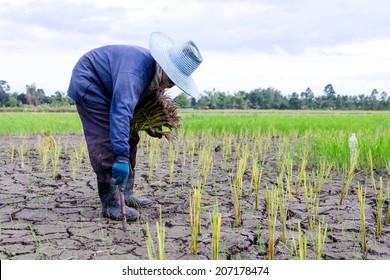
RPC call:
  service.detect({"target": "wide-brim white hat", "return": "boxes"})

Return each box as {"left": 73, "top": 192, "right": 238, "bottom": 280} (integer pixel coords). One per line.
{"left": 150, "top": 32, "right": 203, "bottom": 98}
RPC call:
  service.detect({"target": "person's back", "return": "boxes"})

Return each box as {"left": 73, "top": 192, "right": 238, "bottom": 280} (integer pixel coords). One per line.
{"left": 68, "top": 45, "right": 155, "bottom": 108}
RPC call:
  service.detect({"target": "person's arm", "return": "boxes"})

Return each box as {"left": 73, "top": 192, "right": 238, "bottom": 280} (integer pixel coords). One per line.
{"left": 110, "top": 72, "right": 145, "bottom": 163}
{"left": 110, "top": 72, "right": 146, "bottom": 190}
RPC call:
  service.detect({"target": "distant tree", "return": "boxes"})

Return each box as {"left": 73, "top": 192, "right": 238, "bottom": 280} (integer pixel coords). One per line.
{"left": 6, "top": 93, "right": 19, "bottom": 107}
{"left": 0, "top": 80, "right": 10, "bottom": 106}
{"left": 300, "top": 87, "right": 314, "bottom": 109}
{"left": 190, "top": 97, "right": 197, "bottom": 108}
{"left": 173, "top": 92, "right": 190, "bottom": 108}
{"left": 17, "top": 93, "right": 27, "bottom": 105}
{"left": 26, "top": 83, "right": 45, "bottom": 106}
{"left": 380, "top": 91, "right": 387, "bottom": 101}
{"left": 288, "top": 92, "right": 301, "bottom": 109}
{"left": 324, "top": 84, "right": 336, "bottom": 98}
{"left": 197, "top": 94, "right": 211, "bottom": 109}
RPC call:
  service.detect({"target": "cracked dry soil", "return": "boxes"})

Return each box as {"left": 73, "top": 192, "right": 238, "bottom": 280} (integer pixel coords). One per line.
{"left": 0, "top": 134, "right": 389, "bottom": 260}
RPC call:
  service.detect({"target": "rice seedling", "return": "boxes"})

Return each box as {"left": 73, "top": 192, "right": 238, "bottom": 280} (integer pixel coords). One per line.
{"left": 168, "top": 142, "right": 175, "bottom": 184}
{"left": 189, "top": 182, "right": 202, "bottom": 254}
{"left": 277, "top": 172, "right": 288, "bottom": 243}
{"left": 296, "top": 155, "right": 307, "bottom": 195}
{"left": 8, "top": 141, "right": 15, "bottom": 162}
{"left": 197, "top": 145, "right": 214, "bottom": 187}
{"left": 145, "top": 222, "right": 157, "bottom": 260}
{"left": 303, "top": 172, "right": 315, "bottom": 230}
{"left": 254, "top": 222, "right": 266, "bottom": 255}
{"left": 315, "top": 217, "right": 328, "bottom": 260}
{"left": 387, "top": 184, "right": 390, "bottom": 225}
{"left": 230, "top": 157, "right": 247, "bottom": 227}
{"left": 156, "top": 207, "right": 166, "bottom": 260}
{"left": 52, "top": 138, "right": 62, "bottom": 179}
{"left": 130, "top": 89, "right": 181, "bottom": 141}
{"left": 265, "top": 184, "right": 278, "bottom": 260}
{"left": 148, "top": 140, "right": 161, "bottom": 179}
{"left": 368, "top": 150, "right": 375, "bottom": 190}
{"left": 251, "top": 159, "right": 263, "bottom": 210}
{"left": 339, "top": 153, "right": 358, "bottom": 207}
{"left": 188, "top": 140, "right": 196, "bottom": 174}
{"left": 70, "top": 146, "right": 81, "bottom": 180}
{"left": 297, "top": 220, "right": 307, "bottom": 260}
{"left": 210, "top": 200, "right": 222, "bottom": 260}
{"left": 221, "top": 131, "right": 232, "bottom": 166}
{"left": 357, "top": 183, "right": 368, "bottom": 253}
{"left": 275, "top": 136, "right": 290, "bottom": 173}
{"left": 17, "top": 141, "right": 25, "bottom": 168}
{"left": 284, "top": 157, "right": 294, "bottom": 201}
{"left": 249, "top": 153, "right": 258, "bottom": 193}
{"left": 375, "top": 177, "right": 384, "bottom": 236}
{"left": 28, "top": 224, "right": 43, "bottom": 254}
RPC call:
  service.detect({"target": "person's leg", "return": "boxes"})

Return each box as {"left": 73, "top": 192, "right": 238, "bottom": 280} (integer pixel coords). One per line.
{"left": 124, "top": 134, "right": 153, "bottom": 208}
{"left": 76, "top": 103, "right": 139, "bottom": 221}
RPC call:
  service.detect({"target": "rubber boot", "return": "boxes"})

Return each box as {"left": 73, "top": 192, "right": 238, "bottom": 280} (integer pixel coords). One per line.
{"left": 124, "top": 170, "right": 153, "bottom": 209}
{"left": 97, "top": 180, "right": 139, "bottom": 221}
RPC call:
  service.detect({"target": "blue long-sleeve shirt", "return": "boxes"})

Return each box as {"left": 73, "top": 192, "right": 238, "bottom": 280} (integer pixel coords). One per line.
{"left": 67, "top": 45, "right": 155, "bottom": 162}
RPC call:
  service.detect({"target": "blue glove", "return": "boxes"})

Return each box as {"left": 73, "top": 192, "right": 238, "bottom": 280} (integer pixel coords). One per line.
{"left": 112, "top": 161, "right": 129, "bottom": 191}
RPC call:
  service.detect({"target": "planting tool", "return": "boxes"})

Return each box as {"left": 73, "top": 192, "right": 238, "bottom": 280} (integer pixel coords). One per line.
{"left": 117, "top": 185, "right": 127, "bottom": 232}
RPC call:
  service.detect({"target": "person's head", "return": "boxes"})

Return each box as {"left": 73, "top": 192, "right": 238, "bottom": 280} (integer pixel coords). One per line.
{"left": 149, "top": 32, "right": 203, "bottom": 98}
{"left": 149, "top": 64, "right": 175, "bottom": 90}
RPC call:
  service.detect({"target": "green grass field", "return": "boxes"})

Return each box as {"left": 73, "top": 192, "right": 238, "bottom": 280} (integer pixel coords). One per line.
{"left": 1, "top": 110, "right": 389, "bottom": 135}
{"left": 1, "top": 110, "right": 389, "bottom": 171}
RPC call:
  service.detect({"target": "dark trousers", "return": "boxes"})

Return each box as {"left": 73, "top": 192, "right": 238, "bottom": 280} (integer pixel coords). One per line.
{"left": 76, "top": 103, "right": 139, "bottom": 183}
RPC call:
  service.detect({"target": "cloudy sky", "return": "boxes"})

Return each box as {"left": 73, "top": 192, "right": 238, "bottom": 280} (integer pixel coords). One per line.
{"left": 0, "top": 0, "right": 389, "bottom": 98}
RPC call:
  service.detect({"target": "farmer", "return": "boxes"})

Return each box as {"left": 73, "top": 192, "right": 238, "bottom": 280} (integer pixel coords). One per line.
{"left": 67, "top": 32, "right": 203, "bottom": 221}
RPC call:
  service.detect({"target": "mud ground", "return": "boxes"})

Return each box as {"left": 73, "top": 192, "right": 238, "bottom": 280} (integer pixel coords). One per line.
{"left": 0, "top": 134, "right": 389, "bottom": 260}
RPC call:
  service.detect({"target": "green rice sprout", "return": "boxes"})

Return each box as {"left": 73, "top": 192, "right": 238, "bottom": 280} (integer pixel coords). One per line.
{"left": 357, "top": 183, "right": 368, "bottom": 253}
{"left": 297, "top": 220, "right": 307, "bottom": 260}
{"left": 229, "top": 158, "right": 247, "bottom": 227}
{"left": 189, "top": 183, "right": 202, "bottom": 255}
{"left": 145, "top": 222, "right": 157, "bottom": 260}
{"left": 277, "top": 174, "right": 289, "bottom": 243}
{"left": 210, "top": 200, "right": 222, "bottom": 260}
{"left": 70, "top": 144, "right": 84, "bottom": 181}
{"left": 8, "top": 142, "right": 15, "bottom": 162}
{"left": 303, "top": 172, "right": 315, "bottom": 230}
{"left": 368, "top": 150, "right": 376, "bottom": 190}
{"left": 17, "top": 141, "right": 25, "bottom": 168}
{"left": 339, "top": 152, "right": 358, "bottom": 207}
{"left": 197, "top": 146, "right": 214, "bottom": 187}
{"left": 52, "top": 138, "right": 62, "bottom": 179}
{"left": 251, "top": 160, "right": 263, "bottom": 210}
{"left": 387, "top": 184, "right": 390, "bottom": 225}
{"left": 168, "top": 142, "right": 175, "bottom": 184}
{"left": 375, "top": 177, "right": 384, "bottom": 236}
{"left": 148, "top": 140, "right": 161, "bottom": 180}
{"left": 296, "top": 155, "right": 307, "bottom": 195}
{"left": 265, "top": 184, "right": 279, "bottom": 260}
{"left": 315, "top": 217, "right": 328, "bottom": 260}
{"left": 156, "top": 207, "right": 166, "bottom": 260}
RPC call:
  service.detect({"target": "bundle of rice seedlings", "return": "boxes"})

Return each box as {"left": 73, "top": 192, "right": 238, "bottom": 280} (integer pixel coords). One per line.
{"left": 130, "top": 88, "right": 181, "bottom": 141}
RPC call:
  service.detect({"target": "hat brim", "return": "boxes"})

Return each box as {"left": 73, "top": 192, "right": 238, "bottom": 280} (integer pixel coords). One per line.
{"left": 150, "top": 32, "right": 200, "bottom": 98}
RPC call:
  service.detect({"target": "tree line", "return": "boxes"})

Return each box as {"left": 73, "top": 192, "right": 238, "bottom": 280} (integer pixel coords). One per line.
{"left": 1, "top": 80, "right": 389, "bottom": 110}
{"left": 0, "top": 81, "right": 73, "bottom": 107}
{"left": 174, "top": 85, "right": 389, "bottom": 110}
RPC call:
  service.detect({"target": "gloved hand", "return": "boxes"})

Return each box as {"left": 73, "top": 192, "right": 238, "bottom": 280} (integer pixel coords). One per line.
{"left": 112, "top": 161, "right": 129, "bottom": 191}
{"left": 146, "top": 126, "right": 163, "bottom": 139}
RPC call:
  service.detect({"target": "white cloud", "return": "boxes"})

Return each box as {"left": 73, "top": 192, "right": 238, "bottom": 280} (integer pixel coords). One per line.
{"left": 197, "top": 39, "right": 390, "bottom": 96}
{"left": 0, "top": 0, "right": 389, "bottom": 96}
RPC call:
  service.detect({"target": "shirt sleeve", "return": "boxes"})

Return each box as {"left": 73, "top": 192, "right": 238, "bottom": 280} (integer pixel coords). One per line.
{"left": 110, "top": 72, "right": 147, "bottom": 162}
